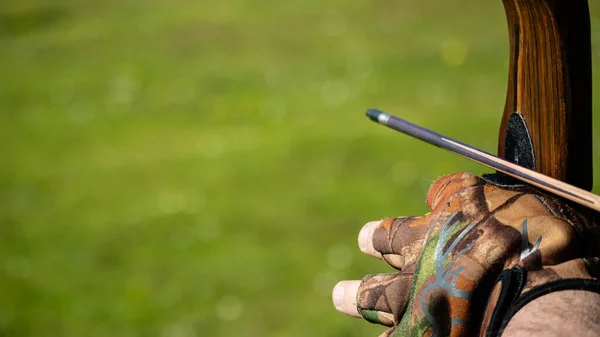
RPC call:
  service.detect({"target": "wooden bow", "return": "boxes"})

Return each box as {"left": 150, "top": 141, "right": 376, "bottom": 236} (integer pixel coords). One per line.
{"left": 498, "top": 0, "right": 593, "bottom": 191}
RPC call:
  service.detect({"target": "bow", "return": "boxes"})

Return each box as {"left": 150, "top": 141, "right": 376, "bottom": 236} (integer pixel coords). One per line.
{"left": 497, "top": 0, "right": 592, "bottom": 191}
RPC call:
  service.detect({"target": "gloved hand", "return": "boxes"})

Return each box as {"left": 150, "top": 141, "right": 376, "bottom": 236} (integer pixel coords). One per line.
{"left": 333, "top": 172, "right": 600, "bottom": 337}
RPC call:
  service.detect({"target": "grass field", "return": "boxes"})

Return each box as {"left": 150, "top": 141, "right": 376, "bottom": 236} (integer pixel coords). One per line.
{"left": 2, "top": 1, "right": 600, "bottom": 336}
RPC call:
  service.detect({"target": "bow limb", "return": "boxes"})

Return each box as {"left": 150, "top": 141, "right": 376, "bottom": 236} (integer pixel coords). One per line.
{"left": 498, "top": 0, "right": 593, "bottom": 190}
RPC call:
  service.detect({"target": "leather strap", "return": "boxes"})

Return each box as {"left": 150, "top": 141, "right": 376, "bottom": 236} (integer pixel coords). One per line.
{"left": 485, "top": 266, "right": 600, "bottom": 336}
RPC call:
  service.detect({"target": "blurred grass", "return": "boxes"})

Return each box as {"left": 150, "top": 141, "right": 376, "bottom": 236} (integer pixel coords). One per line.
{"left": 2, "top": 0, "right": 600, "bottom": 336}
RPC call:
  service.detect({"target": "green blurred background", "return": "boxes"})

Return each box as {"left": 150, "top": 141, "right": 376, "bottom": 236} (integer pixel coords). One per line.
{"left": 2, "top": 0, "right": 600, "bottom": 336}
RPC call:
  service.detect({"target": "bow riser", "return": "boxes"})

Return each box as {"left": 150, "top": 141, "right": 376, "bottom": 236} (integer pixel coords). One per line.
{"left": 499, "top": 0, "right": 593, "bottom": 191}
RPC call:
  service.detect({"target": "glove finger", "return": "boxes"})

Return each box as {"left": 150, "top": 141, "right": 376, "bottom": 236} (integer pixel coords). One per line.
{"left": 357, "top": 272, "right": 413, "bottom": 326}
{"left": 426, "top": 172, "right": 485, "bottom": 211}
{"left": 368, "top": 216, "right": 431, "bottom": 270}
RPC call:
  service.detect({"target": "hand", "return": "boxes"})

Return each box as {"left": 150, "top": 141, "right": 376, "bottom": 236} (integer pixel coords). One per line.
{"left": 332, "top": 173, "right": 599, "bottom": 337}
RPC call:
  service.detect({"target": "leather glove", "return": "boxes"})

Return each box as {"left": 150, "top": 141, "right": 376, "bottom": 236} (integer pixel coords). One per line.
{"left": 356, "top": 172, "right": 599, "bottom": 336}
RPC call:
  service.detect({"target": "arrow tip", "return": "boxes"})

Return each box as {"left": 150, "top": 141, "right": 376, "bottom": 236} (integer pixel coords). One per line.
{"left": 366, "top": 109, "right": 382, "bottom": 122}
{"left": 366, "top": 109, "right": 390, "bottom": 125}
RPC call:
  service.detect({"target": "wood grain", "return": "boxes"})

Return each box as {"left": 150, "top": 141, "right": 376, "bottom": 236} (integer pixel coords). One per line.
{"left": 498, "top": 0, "right": 593, "bottom": 191}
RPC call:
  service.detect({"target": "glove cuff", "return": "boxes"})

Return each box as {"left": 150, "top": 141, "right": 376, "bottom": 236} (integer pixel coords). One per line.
{"left": 484, "top": 265, "right": 600, "bottom": 336}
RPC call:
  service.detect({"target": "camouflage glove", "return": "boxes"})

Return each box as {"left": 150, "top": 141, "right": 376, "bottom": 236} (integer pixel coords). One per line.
{"left": 356, "top": 172, "right": 600, "bottom": 337}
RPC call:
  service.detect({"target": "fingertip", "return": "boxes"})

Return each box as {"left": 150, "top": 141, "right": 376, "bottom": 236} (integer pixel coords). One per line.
{"left": 332, "top": 281, "right": 345, "bottom": 310}
{"left": 332, "top": 280, "right": 362, "bottom": 317}
{"left": 358, "top": 221, "right": 374, "bottom": 252}
{"left": 358, "top": 221, "right": 382, "bottom": 257}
